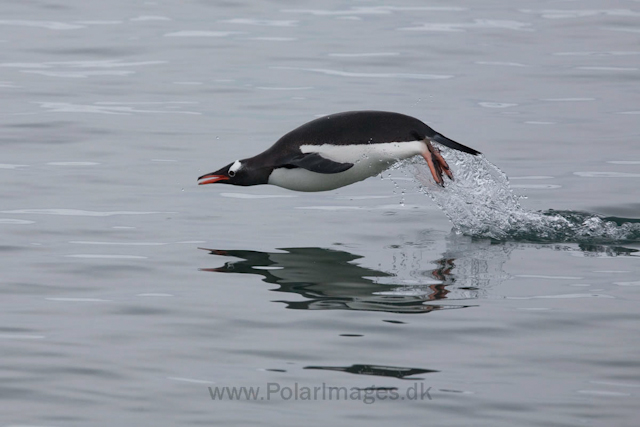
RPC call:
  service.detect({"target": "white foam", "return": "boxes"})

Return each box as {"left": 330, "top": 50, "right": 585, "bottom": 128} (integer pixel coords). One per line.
{"left": 411, "top": 148, "right": 640, "bottom": 242}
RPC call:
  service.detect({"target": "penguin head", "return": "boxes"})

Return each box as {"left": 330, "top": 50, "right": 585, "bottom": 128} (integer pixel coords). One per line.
{"left": 198, "top": 159, "right": 270, "bottom": 187}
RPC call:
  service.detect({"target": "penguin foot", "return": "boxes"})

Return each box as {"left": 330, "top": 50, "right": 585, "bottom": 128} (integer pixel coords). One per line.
{"left": 422, "top": 140, "right": 453, "bottom": 186}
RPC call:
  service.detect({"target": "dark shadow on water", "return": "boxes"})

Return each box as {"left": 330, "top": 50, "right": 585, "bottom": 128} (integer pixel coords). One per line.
{"left": 578, "top": 244, "right": 639, "bottom": 256}
{"left": 199, "top": 234, "right": 638, "bottom": 314}
{"left": 304, "top": 364, "right": 437, "bottom": 380}
{"left": 200, "top": 247, "right": 466, "bottom": 314}
{"left": 532, "top": 242, "right": 639, "bottom": 257}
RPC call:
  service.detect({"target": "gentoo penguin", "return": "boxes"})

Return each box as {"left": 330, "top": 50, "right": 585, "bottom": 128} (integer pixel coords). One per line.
{"left": 198, "top": 110, "right": 480, "bottom": 192}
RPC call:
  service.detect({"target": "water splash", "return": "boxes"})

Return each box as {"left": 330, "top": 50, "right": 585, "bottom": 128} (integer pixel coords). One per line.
{"left": 408, "top": 148, "right": 640, "bottom": 243}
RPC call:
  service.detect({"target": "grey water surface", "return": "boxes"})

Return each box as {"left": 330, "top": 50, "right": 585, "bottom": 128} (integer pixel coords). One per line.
{"left": 2, "top": 0, "right": 640, "bottom": 426}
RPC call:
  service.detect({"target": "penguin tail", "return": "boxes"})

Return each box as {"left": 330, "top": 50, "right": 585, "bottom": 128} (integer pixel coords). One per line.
{"left": 431, "top": 133, "right": 481, "bottom": 156}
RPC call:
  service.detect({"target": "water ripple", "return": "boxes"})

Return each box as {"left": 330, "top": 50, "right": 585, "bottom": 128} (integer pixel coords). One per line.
{"left": 0, "top": 19, "right": 84, "bottom": 30}
{"left": 220, "top": 193, "right": 297, "bottom": 199}
{"left": 167, "top": 377, "right": 214, "bottom": 384}
{"left": 220, "top": 18, "right": 297, "bottom": 27}
{"left": 247, "top": 37, "right": 295, "bottom": 42}
{"left": 511, "top": 184, "right": 561, "bottom": 189}
{"left": 520, "top": 9, "right": 640, "bottom": 19}
{"left": 0, "top": 164, "right": 28, "bottom": 169}
{"left": 0, "top": 334, "right": 45, "bottom": 340}
{"left": 508, "top": 293, "right": 614, "bottom": 299}
{"left": 74, "top": 20, "right": 123, "bottom": 25}
{"left": 138, "top": 293, "right": 174, "bottom": 297}
{"left": 23, "top": 70, "right": 134, "bottom": 78}
{"left": 2, "top": 59, "right": 167, "bottom": 68}
{"left": 1, "top": 209, "right": 171, "bottom": 216}
{"left": 65, "top": 254, "right": 148, "bottom": 259}
{"left": 574, "top": 172, "right": 640, "bottom": 178}
{"left": 476, "top": 61, "right": 528, "bottom": 67}
{"left": 510, "top": 176, "right": 554, "bottom": 180}
{"left": 540, "top": 98, "right": 595, "bottom": 102}
{"left": 478, "top": 102, "right": 518, "bottom": 108}
{"left": 164, "top": 30, "right": 241, "bottom": 37}
{"left": 283, "top": 6, "right": 466, "bottom": 16}
{"left": 271, "top": 66, "right": 451, "bottom": 80}
{"left": 47, "top": 162, "right": 99, "bottom": 166}
{"left": 577, "top": 66, "right": 638, "bottom": 71}
{"left": 577, "top": 390, "right": 631, "bottom": 397}
{"left": 5, "top": 59, "right": 167, "bottom": 79}
{"left": 130, "top": 16, "right": 172, "bottom": 22}
{"left": 614, "top": 281, "right": 640, "bottom": 287}
{"left": 604, "top": 27, "right": 640, "bottom": 34}
{"left": 35, "top": 101, "right": 200, "bottom": 115}
{"left": 255, "top": 86, "right": 313, "bottom": 91}
{"left": 553, "top": 51, "right": 640, "bottom": 56}
{"left": 400, "top": 20, "right": 531, "bottom": 32}
{"left": 69, "top": 241, "right": 167, "bottom": 246}
{"left": 329, "top": 52, "right": 400, "bottom": 58}
{"left": 0, "top": 219, "right": 35, "bottom": 225}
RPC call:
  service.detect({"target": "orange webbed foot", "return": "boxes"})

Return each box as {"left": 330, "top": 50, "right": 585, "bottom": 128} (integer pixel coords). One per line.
{"left": 422, "top": 140, "right": 453, "bottom": 185}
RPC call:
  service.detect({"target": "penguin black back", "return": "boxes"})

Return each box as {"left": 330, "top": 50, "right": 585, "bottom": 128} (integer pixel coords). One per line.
{"left": 265, "top": 111, "right": 479, "bottom": 156}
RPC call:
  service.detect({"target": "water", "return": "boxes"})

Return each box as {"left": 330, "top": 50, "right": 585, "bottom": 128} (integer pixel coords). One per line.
{"left": 411, "top": 149, "right": 640, "bottom": 242}
{"left": 2, "top": 1, "right": 640, "bottom": 426}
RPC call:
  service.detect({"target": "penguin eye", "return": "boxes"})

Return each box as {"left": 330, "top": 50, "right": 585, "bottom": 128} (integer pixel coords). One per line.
{"left": 228, "top": 160, "right": 241, "bottom": 178}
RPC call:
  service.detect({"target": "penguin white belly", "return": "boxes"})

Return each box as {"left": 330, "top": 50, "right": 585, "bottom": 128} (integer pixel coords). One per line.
{"left": 268, "top": 141, "right": 425, "bottom": 192}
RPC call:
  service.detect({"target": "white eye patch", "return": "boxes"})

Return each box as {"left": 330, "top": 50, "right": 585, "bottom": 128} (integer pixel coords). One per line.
{"left": 229, "top": 160, "right": 242, "bottom": 175}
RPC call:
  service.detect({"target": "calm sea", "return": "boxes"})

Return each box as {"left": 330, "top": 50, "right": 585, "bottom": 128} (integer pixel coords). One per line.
{"left": 2, "top": 1, "right": 639, "bottom": 426}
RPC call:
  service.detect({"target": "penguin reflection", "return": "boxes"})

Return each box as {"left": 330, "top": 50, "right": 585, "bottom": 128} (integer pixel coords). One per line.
{"left": 201, "top": 239, "right": 637, "bottom": 315}
{"left": 200, "top": 247, "right": 469, "bottom": 314}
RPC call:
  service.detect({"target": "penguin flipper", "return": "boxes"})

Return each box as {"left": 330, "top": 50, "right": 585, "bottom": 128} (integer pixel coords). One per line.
{"left": 285, "top": 152, "right": 354, "bottom": 174}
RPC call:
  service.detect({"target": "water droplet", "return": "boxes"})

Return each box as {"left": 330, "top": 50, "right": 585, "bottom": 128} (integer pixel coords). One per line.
{"left": 410, "top": 148, "right": 640, "bottom": 242}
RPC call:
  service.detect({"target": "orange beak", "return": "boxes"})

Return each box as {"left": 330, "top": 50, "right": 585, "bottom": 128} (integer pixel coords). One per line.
{"left": 198, "top": 174, "right": 229, "bottom": 185}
